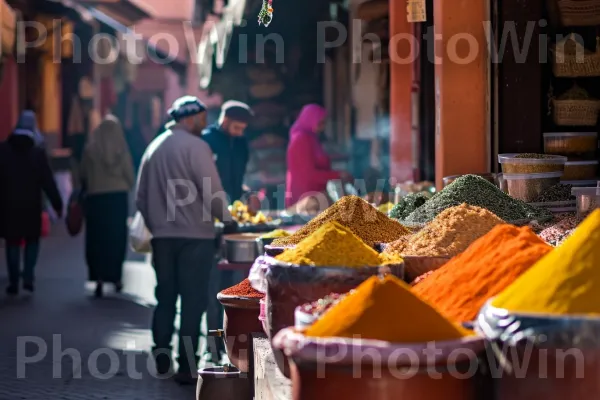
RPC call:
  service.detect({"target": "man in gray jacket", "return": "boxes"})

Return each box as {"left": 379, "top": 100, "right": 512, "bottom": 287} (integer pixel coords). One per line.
{"left": 135, "top": 96, "right": 230, "bottom": 384}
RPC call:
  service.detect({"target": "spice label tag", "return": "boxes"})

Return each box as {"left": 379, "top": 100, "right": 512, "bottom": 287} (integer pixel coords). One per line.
{"left": 407, "top": 0, "right": 426, "bottom": 23}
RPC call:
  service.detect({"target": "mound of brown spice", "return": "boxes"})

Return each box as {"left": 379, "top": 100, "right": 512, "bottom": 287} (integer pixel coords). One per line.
{"left": 384, "top": 204, "right": 504, "bottom": 257}
{"left": 272, "top": 195, "right": 409, "bottom": 247}
{"left": 220, "top": 278, "right": 264, "bottom": 298}
{"left": 412, "top": 224, "right": 552, "bottom": 322}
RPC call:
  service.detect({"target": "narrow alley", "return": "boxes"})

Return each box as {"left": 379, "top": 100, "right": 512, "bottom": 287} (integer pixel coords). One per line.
{"left": 0, "top": 225, "right": 197, "bottom": 400}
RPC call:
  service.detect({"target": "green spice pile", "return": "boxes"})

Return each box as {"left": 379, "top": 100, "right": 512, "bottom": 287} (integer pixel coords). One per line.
{"left": 389, "top": 193, "right": 429, "bottom": 220}
{"left": 532, "top": 184, "right": 574, "bottom": 203}
{"left": 402, "top": 175, "right": 552, "bottom": 224}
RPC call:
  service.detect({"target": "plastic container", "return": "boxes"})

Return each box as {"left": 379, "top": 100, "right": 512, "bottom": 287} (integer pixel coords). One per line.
{"left": 499, "top": 154, "right": 567, "bottom": 174}
{"left": 561, "top": 179, "right": 600, "bottom": 187}
{"left": 544, "top": 132, "right": 598, "bottom": 160}
{"left": 503, "top": 172, "right": 563, "bottom": 202}
{"left": 562, "top": 160, "right": 598, "bottom": 180}
{"left": 497, "top": 173, "right": 508, "bottom": 193}
{"left": 572, "top": 187, "right": 600, "bottom": 219}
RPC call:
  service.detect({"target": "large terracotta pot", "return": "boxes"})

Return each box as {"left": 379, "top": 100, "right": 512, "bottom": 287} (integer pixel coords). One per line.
{"left": 265, "top": 261, "right": 404, "bottom": 377}
{"left": 217, "top": 294, "right": 263, "bottom": 373}
{"left": 273, "top": 329, "right": 488, "bottom": 400}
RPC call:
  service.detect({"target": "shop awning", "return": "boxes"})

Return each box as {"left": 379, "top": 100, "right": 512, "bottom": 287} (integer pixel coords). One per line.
{"left": 84, "top": 6, "right": 185, "bottom": 74}
{"left": 1, "top": 0, "right": 16, "bottom": 56}
{"left": 75, "top": 0, "right": 153, "bottom": 25}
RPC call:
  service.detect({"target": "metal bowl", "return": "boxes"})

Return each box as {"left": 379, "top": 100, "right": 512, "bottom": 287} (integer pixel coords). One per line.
{"left": 223, "top": 233, "right": 261, "bottom": 263}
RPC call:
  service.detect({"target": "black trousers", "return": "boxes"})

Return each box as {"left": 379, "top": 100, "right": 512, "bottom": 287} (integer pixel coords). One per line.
{"left": 151, "top": 238, "right": 215, "bottom": 372}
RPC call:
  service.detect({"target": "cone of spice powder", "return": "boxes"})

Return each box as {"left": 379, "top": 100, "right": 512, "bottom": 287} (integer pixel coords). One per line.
{"left": 272, "top": 196, "right": 409, "bottom": 247}
{"left": 492, "top": 209, "right": 600, "bottom": 315}
{"left": 412, "top": 225, "right": 552, "bottom": 323}
{"left": 384, "top": 204, "right": 504, "bottom": 257}
{"left": 220, "top": 278, "right": 264, "bottom": 299}
{"left": 305, "top": 275, "right": 471, "bottom": 342}
{"left": 276, "top": 221, "right": 402, "bottom": 267}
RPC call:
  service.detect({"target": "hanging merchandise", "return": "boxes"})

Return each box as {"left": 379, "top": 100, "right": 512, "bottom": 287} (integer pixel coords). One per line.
{"left": 258, "top": 0, "right": 273, "bottom": 26}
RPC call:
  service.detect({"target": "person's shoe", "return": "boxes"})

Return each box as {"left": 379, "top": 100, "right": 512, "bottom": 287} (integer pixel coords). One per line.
{"left": 114, "top": 282, "right": 123, "bottom": 293}
{"left": 94, "top": 282, "right": 103, "bottom": 298}
{"left": 6, "top": 285, "right": 18, "bottom": 296}
{"left": 23, "top": 282, "right": 34, "bottom": 293}
{"left": 173, "top": 370, "right": 197, "bottom": 385}
{"left": 153, "top": 352, "right": 172, "bottom": 376}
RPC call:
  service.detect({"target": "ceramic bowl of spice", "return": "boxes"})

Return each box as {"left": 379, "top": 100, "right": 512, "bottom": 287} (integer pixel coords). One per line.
{"left": 217, "top": 279, "right": 265, "bottom": 373}
{"left": 503, "top": 172, "right": 564, "bottom": 203}
{"left": 499, "top": 153, "right": 567, "bottom": 174}
{"left": 294, "top": 292, "right": 348, "bottom": 330}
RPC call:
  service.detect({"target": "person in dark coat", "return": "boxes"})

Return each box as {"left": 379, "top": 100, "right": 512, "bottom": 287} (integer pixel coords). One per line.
{"left": 0, "top": 111, "right": 63, "bottom": 295}
{"left": 202, "top": 100, "right": 253, "bottom": 363}
{"left": 201, "top": 101, "right": 253, "bottom": 203}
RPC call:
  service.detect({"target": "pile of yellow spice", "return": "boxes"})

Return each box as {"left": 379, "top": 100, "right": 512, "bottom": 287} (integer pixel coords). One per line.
{"left": 273, "top": 196, "right": 409, "bottom": 247}
{"left": 492, "top": 208, "right": 600, "bottom": 316}
{"left": 305, "top": 275, "right": 471, "bottom": 342}
{"left": 275, "top": 221, "right": 402, "bottom": 267}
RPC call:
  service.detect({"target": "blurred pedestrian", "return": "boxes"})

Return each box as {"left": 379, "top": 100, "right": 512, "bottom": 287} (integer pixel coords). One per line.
{"left": 285, "top": 104, "right": 352, "bottom": 208}
{"left": 0, "top": 111, "right": 63, "bottom": 295}
{"left": 202, "top": 100, "right": 253, "bottom": 362}
{"left": 136, "top": 96, "right": 230, "bottom": 384}
{"left": 80, "top": 114, "right": 134, "bottom": 298}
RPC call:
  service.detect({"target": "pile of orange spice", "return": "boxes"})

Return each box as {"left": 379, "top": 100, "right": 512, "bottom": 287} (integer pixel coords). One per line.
{"left": 412, "top": 224, "right": 552, "bottom": 323}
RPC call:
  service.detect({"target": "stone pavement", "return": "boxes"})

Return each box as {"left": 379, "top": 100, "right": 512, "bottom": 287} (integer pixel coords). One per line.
{"left": 0, "top": 224, "right": 199, "bottom": 400}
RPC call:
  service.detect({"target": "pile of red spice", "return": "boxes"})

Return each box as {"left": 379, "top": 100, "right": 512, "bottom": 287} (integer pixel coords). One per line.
{"left": 220, "top": 278, "right": 264, "bottom": 298}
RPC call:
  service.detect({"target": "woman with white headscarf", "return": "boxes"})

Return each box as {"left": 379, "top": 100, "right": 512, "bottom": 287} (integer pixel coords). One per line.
{"left": 80, "top": 114, "right": 134, "bottom": 297}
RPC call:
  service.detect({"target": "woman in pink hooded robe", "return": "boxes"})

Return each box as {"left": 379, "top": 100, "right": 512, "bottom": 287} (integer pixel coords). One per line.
{"left": 285, "top": 104, "right": 342, "bottom": 208}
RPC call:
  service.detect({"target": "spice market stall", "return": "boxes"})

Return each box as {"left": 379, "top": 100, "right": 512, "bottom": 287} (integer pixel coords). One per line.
{"left": 200, "top": 166, "right": 600, "bottom": 399}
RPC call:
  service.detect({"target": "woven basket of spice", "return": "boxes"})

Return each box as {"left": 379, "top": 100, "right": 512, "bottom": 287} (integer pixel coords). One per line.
{"left": 550, "top": 84, "right": 600, "bottom": 126}
{"left": 552, "top": 0, "right": 600, "bottom": 26}
{"left": 552, "top": 35, "right": 600, "bottom": 77}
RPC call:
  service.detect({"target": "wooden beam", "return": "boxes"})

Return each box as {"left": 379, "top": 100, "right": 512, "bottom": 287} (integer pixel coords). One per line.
{"left": 389, "top": 0, "right": 416, "bottom": 183}
{"left": 434, "top": 0, "right": 489, "bottom": 189}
